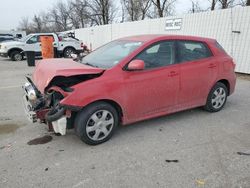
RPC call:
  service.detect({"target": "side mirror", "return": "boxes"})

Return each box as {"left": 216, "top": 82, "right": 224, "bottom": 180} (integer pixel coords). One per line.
{"left": 127, "top": 59, "right": 145, "bottom": 71}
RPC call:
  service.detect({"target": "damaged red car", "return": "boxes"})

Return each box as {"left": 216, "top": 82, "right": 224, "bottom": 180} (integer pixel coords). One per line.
{"left": 23, "top": 35, "right": 236, "bottom": 145}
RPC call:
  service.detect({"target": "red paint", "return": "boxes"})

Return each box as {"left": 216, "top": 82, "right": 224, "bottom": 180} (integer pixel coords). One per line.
{"left": 48, "top": 86, "right": 70, "bottom": 97}
{"left": 33, "top": 35, "right": 236, "bottom": 125}
{"left": 33, "top": 58, "right": 104, "bottom": 93}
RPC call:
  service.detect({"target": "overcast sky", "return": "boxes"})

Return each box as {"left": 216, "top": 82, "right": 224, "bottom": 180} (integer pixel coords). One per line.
{"left": 0, "top": 0, "right": 210, "bottom": 30}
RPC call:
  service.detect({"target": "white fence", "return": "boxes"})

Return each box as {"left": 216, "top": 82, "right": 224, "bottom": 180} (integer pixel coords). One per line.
{"left": 71, "top": 6, "right": 250, "bottom": 74}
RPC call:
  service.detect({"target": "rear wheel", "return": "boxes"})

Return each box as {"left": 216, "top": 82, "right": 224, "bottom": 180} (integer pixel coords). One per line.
{"left": 204, "top": 82, "right": 228, "bottom": 112}
{"left": 10, "top": 50, "right": 23, "bottom": 61}
{"left": 63, "top": 47, "right": 76, "bottom": 58}
{"left": 75, "top": 102, "right": 118, "bottom": 145}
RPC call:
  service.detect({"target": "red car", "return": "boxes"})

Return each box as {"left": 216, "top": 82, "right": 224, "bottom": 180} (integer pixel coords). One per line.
{"left": 23, "top": 35, "right": 236, "bottom": 145}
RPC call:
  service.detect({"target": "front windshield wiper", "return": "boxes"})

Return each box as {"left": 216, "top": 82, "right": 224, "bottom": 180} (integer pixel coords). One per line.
{"left": 84, "top": 62, "right": 99, "bottom": 68}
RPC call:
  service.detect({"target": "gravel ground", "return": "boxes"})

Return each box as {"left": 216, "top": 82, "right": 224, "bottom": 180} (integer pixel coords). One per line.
{"left": 0, "top": 57, "right": 250, "bottom": 188}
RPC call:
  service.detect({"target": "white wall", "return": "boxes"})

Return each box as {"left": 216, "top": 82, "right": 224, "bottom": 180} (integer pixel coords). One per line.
{"left": 72, "top": 6, "right": 250, "bottom": 74}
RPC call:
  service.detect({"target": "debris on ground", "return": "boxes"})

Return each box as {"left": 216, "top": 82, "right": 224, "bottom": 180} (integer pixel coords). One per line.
{"left": 196, "top": 179, "right": 205, "bottom": 186}
{"left": 165, "top": 159, "right": 179, "bottom": 163}
{"left": 27, "top": 135, "right": 53, "bottom": 145}
{"left": 0, "top": 144, "right": 12, "bottom": 150}
{"left": 237, "top": 151, "right": 250, "bottom": 156}
{"left": 45, "top": 168, "right": 49, "bottom": 171}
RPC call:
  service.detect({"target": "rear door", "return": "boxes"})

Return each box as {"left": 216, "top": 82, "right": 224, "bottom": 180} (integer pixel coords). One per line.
{"left": 177, "top": 40, "right": 218, "bottom": 107}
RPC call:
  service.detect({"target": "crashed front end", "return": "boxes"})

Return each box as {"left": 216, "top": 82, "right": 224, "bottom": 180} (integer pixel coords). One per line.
{"left": 22, "top": 59, "right": 104, "bottom": 135}
{"left": 22, "top": 77, "right": 76, "bottom": 135}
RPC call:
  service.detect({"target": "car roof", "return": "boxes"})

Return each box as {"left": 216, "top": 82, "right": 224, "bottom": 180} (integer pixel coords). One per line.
{"left": 119, "top": 34, "right": 216, "bottom": 43}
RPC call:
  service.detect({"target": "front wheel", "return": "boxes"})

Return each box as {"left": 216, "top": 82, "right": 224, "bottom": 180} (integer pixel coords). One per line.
{"left": 75, "top": 102, "right": 119, "bottom": 145}
{"left": 10, "top": 51, "right": 23, "bottom": 61}
{"left": 204, "top": 82, "right": 228, "bottom": 112}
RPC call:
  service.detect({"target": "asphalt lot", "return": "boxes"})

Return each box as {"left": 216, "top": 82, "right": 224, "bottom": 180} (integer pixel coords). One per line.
{"left": 0, "top": 57, "right": 250, "bottom": 188}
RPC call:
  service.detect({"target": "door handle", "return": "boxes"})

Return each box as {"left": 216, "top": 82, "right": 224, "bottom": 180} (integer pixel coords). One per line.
{"left": 168, "top": 71, "right": 179, "bottom": 77}
{"left": 208, "top": 63, "right": 216, "bottom": 68}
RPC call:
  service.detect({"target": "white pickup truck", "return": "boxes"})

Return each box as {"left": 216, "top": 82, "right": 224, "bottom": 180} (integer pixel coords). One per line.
{"left": 0, "top": 33, "right": 84, "bottom": 61}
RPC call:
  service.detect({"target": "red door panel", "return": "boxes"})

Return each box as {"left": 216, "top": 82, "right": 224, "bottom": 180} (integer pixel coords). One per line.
{"left": 122, "top": 64, "right": 180, "bottom": 122}
{"left": 179, "top": 58, "right": 218, "bottom": 107}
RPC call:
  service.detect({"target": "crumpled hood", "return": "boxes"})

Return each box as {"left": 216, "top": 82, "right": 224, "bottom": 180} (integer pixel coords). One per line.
{"left": 33, "top": 58, "right": 104, "bottom": 93}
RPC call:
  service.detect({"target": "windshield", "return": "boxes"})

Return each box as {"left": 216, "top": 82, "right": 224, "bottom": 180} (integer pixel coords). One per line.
{"left": 19, "top": 34, "right": 33, "bottom": 42}
{"left": 81, "top": 40, "right": 143, "bottom": 69}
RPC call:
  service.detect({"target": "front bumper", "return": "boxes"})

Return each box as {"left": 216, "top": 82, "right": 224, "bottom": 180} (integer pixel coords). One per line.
{"left": 22, "top": 82, "right": 39, "bottom": 122}
{"left": 0, "top": 52, "right": 8, "bottom": 57}
{"left": 22, "top": 80, "right": 68, "bottom": 135}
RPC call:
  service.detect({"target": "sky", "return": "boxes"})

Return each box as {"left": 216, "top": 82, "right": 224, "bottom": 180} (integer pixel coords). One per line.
{"left": 0, "top": 0, "right": 210, "bottom": 30}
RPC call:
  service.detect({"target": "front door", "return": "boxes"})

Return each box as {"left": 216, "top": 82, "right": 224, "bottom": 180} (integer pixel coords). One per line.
{"left": 26, "top": 35, "right": 41, "bottom": 55}
{"left": 122, "top": 40, "right": 180, "bottom": 122}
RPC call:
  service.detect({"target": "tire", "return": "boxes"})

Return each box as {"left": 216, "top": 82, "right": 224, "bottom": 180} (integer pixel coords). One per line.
{"left": 10, "top": 50, "right": 23, "bottom": 61}
{"left": 63, "top": 47, "right": 76, "bottom": 58}
{"left": 204, "top": 82, "right": 228, "bottom": 112}
{"left": 75, "top": 102, "right": 119, "bottom": 145}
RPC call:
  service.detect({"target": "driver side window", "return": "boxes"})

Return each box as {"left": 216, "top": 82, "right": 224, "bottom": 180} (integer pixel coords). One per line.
{"left": 135, "top": 41, "right": 176, "bottom": 69}
{"left": 26, "top": 36, "right": 38, "bottom": 44}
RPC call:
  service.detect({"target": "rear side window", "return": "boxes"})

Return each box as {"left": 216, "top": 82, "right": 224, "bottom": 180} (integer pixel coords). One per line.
{"left": 215, "top": 41, "right": 227, "bottom": 53}
{"left": 177, "top": 41, "right": 212, "bottom": 63}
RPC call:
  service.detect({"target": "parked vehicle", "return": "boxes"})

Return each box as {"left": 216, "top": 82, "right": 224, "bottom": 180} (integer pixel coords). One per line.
{"left": 0, "top": 35, "right": 14, "bottom": 43}
{"left": 23, "top": 35, "right": 236, "bottom": 145}
{"left": 0, "top": 33, "right": 84, "bottom": 61}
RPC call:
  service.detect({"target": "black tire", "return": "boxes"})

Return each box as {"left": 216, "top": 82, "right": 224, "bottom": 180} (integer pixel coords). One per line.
{"left": 45, "top": 106, "right": 65, "bottom": 122}
{"left": 204, "top": 82, "right": 228, "bottom": 112}
{"left": 10, "top": 50, "right": 23, "bottom": 61}
{"left": 75, "top": 102, "right": 119, "bottom": 145}
{"left": 63, "top": 47, "right": 76, "bottom": 58}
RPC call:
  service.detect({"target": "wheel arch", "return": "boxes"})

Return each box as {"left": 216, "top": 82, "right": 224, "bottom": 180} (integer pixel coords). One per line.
{"left": 82, "top": 99, "right": 124, "bottom": 124}
{"left": 217, "top": 79, "right": 230, "bottom": 95}
{"left": 7, "top": 48, "right": 23, "bottom": 57}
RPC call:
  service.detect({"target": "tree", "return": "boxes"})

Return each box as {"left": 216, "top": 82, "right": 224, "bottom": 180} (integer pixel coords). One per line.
{"left": 87, "top": 0, "right": 115, "bottom": 25}
{"left": 211, "top": 0, "right": 217, "bottom": 10}
{"left": 189, "top": 0, "right": 203, "bottom": 13}
{"left": 218, "top": 0, "right": 235, "bottom": 8}
{"left": 69, "top": 0, "right": 89, "bottom": 28}
{"left": 18, "top": 17, "right": 32, "bottom": 34}
{"left": 122, "top": 0, "right": 141, "bottom": 21}
{"left": 32, "top": 15, "right": 43, "bottom": 33}
{"left": 151, "top": 0, "right": 176, "bottom": 17}
{"left": 140, "top": 0, "right": 152, "bottom": 20}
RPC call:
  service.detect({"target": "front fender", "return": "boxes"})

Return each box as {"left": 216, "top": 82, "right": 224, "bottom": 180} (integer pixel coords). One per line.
{"left": 60, "top": 79, "right": 125, "bottom": 110}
